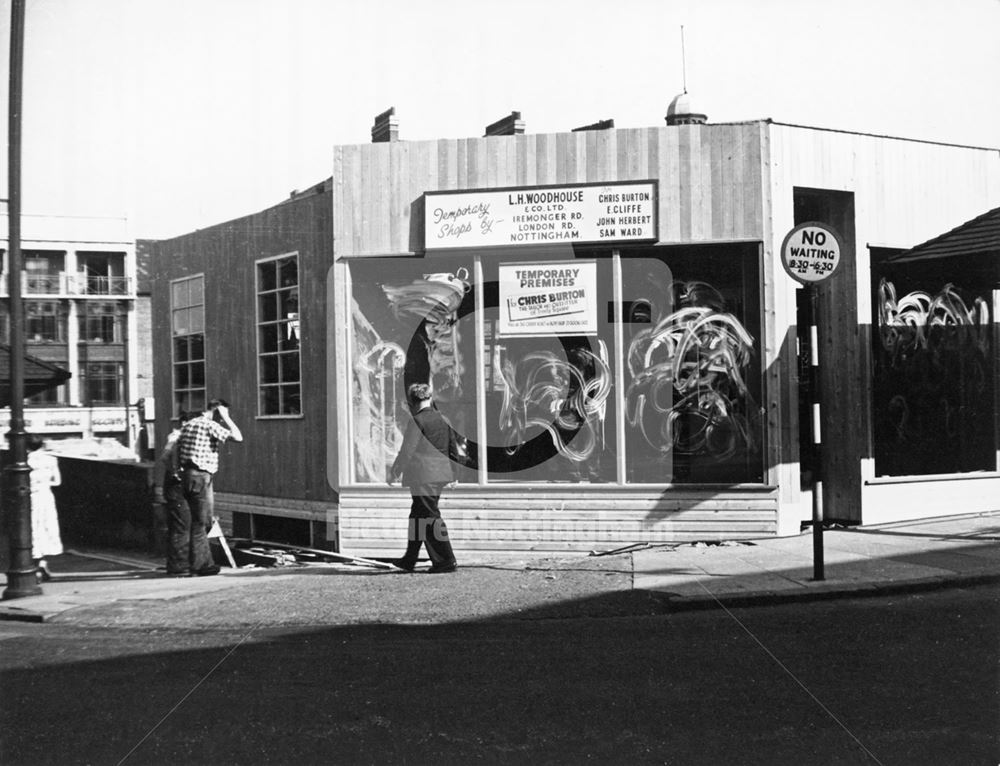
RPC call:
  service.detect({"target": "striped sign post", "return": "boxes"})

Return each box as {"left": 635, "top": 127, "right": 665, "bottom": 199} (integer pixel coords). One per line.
{"left": 780, "top": 222, "right": 845, "bottom": 581}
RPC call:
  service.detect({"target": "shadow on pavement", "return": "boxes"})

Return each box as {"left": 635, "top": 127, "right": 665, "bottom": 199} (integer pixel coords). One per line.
{"left": 1, "top": 582, "right": 997, "bottom": 766}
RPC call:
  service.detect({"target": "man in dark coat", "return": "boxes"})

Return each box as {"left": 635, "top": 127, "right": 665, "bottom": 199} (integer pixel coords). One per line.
{"left": 389, "top": 383, "right": 459, "bottom": 573}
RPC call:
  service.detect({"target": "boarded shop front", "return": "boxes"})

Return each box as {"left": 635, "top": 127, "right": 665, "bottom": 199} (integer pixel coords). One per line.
{"left": 331, "top": 124, "right": 781, "bottom": 554}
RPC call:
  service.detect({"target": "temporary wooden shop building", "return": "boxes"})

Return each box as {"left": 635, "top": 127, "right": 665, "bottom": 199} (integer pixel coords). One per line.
{"left": 149, "top": 110, "right": 1000, "bottom": 555}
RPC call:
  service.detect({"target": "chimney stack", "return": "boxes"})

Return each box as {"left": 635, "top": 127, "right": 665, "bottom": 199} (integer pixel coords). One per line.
{"left": 484, "top": 111, "right": 525, "bottom": 137}
{"left": 572, "top": 119, "right": 615, "bottom": 132}
{"left": 371, "top": 107, "right": 399, "bottom": 143}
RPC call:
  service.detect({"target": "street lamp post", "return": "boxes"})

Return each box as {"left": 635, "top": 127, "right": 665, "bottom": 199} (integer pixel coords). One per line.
{"left": 120, "top": 299, "right": 132, "bottom": 453}
{"left": 3, "top": 0, "right": 40, "bottom": 599}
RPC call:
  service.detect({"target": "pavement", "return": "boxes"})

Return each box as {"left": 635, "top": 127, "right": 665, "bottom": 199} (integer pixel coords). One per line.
{"left": 1, "top": 511, "right": 997, "bottom": 626}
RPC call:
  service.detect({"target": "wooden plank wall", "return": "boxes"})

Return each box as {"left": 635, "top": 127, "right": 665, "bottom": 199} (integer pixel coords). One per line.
{"left": 149, "top": 189, "right": 336, "bottom": 503}
{"left": 333, "top": 123, "right": 767, "bottom": 255}
{"left": 339, "top": 489, "right": 779, "bottom": 556}
{"left": 768, "top": 124, "right": 1000, "bottom": 523}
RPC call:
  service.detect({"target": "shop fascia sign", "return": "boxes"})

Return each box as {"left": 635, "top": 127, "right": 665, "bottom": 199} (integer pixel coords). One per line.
{"left": 0, "top": 407, "right": 128, "bottom": 433}
{"left": 424, "top": 180, "right": 658, "bottom": 250}
{"left": 780, "top": 222, "right": 844, "bottom": 285}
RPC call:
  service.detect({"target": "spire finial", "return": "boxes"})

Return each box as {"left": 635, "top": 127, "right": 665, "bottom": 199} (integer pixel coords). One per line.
{"left": 681, "top": 25, "right": 687, "bottom": 94}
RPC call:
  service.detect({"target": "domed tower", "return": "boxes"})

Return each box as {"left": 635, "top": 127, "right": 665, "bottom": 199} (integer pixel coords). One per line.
{"left": 665, "top": 91, "right": 707, "bottom": 126}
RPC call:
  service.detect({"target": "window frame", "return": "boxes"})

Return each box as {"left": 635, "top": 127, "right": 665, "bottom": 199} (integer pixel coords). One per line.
{"left": 78, "top": 300, "right": 124, "bottom": 344}
{"left": 26, "top": 379, "right": 68, "bottom": 406}
{"left": 80, "top": 361, "right": 124, "bottom": 405}
{"left": 24, "top": 300, "right": 67, "bottom": 343}
{"left": 23, "top": 250, "right": 65, "bottom": 295}
{"left": 170, "top": 273, "right": 206, "bottom": 417}
{"left": 255, "top": 252, "right": 303, "bottom": 419}
{"left": 77, "top": 251, "right": 128, "bottom": 296}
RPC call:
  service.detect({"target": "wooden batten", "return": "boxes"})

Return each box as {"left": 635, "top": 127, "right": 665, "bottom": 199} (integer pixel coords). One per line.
{"left": 338, "top": 488, "right": 779, "bottom": 556}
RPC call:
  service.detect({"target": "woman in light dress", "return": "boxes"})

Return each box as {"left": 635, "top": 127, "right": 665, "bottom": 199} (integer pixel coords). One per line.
{"left": 27, "top": 435, "right": 63, "bottom": 581}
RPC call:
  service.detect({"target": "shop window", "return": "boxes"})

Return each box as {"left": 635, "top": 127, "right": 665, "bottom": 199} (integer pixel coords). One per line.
{"left": 346, "top": 245, "right": 764, "bottom": 486}
{"left": 349, "top": 257, "right": 478, "bottom": 484}
{"left": 256, "top": 254, "right": 301, "bottom": 416}
{"left": 25, "top": 301, "right": 66, "bottom": 343}
{"left": 81, "top": 361, "right": 123, "bottom": 405}
{"left": 872, "top": 259, "right": 997, "bottom": 476}
{"left": 620, "top": 244, "right": 764, "bottom": 484}
{"left": 481, "top": 251, "right": 616, "bottom": 483}
{"left": 78, "top": 301, "right": 123, "bottom": 343}
{"left": 171, "top": 275, "right": 206, "bottom": 415}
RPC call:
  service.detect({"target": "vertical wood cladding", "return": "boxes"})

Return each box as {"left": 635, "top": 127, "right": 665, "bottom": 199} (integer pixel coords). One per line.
{"left": 150, "top": 190, "right": 334, "bottom": 502}
{"left": 332, "top": 122, "right": 766, "bottom": 256}
{"left": 769, "top": 125, "right": 1000, "bottom": 523}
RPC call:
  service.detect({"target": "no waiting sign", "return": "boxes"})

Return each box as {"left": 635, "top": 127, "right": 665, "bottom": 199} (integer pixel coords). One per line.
{"left": 780, "top": 222, "right": 844, "bottom": 285}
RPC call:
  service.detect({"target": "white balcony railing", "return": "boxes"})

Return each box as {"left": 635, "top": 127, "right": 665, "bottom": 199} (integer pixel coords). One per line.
{"left": 0, "top": 272, "right": 135, "bottom": 298}
{"left": 66, "top": 273, "right": 134, "bottom": 296}
{"left": 26, "top": 273, "right": 66, "bottom": 295}
{"left": 0, "top": 272, "right": 69, "bottom": 296}
{"left": 0, "top": 272, "right": 69, "bottom": 297}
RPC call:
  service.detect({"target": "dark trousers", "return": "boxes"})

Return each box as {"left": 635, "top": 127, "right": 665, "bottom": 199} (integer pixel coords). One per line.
{"left": 182, "top": 467, "right": 216, "bottom": 524}
{"left": 165, "top": 475, "right": 213, "bottom": 574}
{"left": 399, "top": 483, "right": 456, "bottom": 567}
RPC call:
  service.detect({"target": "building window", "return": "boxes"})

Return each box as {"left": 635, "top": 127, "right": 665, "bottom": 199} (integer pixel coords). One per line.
{"left": 78, "top": 301, "right": 123, "bottom": 343}
{"left": 171, "top": 275, "right": 205, "bottom": 415}
{"left": 349, "top": 257, "right": 477, "bottom": 483}
{"left": 23, "top": 251, "right": 65, "bottom": 294}
{"left": 620, "top": 245, "right": 763, "bottom": 484}
{"left": 81, "top": 361, "right": 123, "bottom": 405}
{"left": 480, "top": 253, "right": 616, "bottom": 483}
{"left": 346, "top": 245, "right": 764, "bottom": 486}
{"left": 872, "top": 255, "right": 997, "bottom": 477}
{"left": 25, "top": 301, "right": 67, "bottom": 342}
{"left": 256, "top": 254, "right": 301, "bottom": 416}
{"left": 27, "top": 381, "right": 68, "bottom": 406}
{"left": 77, "top": 251, "right": 127, "bottom": 295}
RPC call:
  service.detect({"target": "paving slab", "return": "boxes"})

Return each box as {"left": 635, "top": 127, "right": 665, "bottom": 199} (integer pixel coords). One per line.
{"left": 1, "top": 511, "right": 998, "bottom": 623}
{"left": 0, "top": 569, "right": 249, "bottom": 622}
{"left": 633, "top": 512, "right": 1000, "bottom": 607}
{"left": 633, "top": 548, "right": 814, "bottom": 596}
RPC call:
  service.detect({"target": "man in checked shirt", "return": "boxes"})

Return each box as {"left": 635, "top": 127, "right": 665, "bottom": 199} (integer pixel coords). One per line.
{"left": 177, "top": 398, "right": 244, "bottom": 575}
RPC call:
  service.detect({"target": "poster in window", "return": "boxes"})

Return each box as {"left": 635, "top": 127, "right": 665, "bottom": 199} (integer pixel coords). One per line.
{"left": 497, "top": 260, "right": 597, "bottom": 337}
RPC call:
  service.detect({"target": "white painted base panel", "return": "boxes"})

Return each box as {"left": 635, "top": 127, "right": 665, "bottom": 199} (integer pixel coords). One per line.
{"left": 862, "top": 478, "right": 1000, "bottom": 526}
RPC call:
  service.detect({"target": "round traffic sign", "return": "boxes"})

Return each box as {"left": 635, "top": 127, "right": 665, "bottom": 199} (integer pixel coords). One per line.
{"left": 780, "top": 222, "right": 844, "bottom": 285}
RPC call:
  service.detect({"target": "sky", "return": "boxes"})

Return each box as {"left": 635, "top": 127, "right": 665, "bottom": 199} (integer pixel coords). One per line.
{"left": 1, "top": 0, "right": 998, "bottom": 239}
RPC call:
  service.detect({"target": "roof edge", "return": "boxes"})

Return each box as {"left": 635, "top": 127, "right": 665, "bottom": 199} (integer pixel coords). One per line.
{"left": 888, "top": 205, "right": 1000, "bottom": 262}
{"left": 769, "top": 120, "right": 1000, "bottom": 152}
